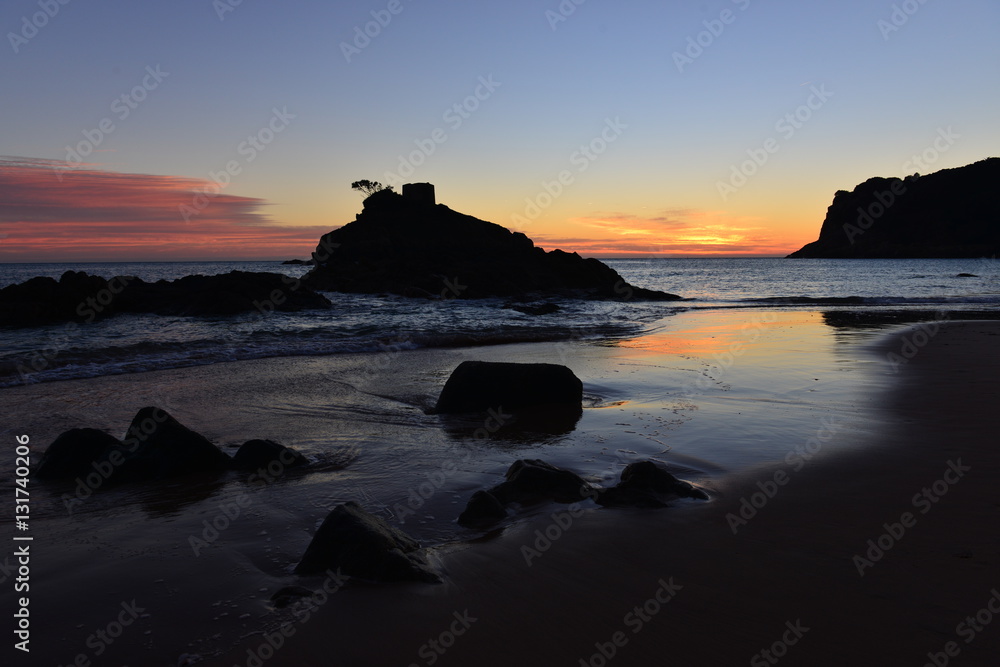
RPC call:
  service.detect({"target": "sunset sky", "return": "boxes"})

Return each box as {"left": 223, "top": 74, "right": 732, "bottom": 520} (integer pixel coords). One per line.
{"left": 2, "top": 0, "right": 998, "bottom": 261}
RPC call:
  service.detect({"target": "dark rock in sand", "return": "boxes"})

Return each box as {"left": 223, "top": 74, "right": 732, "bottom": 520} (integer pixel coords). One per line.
{"left": 294, "top": 501, "right": 440, "bottom": 583}
{"left": 34, "top": 428, "right": 129, "bottom": 480}
{"left": 435, "top": 361, "right": 583, "bottom": 414}
{"left": 596, "top": 460, "right": 708, "bottom": 508}
{"left": 492, "top": 459, "right": 595, "bottom": 505}
{"left": 116, "top": 407, "right": 232, "bottom": 482}
{"left": 232, "top": 439, "right": 309, "bottom": 471}
{"left": 303, "top": 187, "right": 681, "bottom": 300}
{"left": 457, "top": 459, "right": 596, "bottom": 528}
{"left": 787, "top": 157, "right": 1000, "bottom": 258}
{"left": 0, "top": 270, "right": 331, "bottom": 327}
{"left": 457, "top": 490, "right": 508, "bottom": 528}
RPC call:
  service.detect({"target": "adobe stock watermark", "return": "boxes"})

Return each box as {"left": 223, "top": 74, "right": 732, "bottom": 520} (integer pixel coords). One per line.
{"left": 51, "top": 65, "right": 170, "bottom": 181}
{"left": 179, "top": 106, "right": 295, "bottom": 222}
{"left": 60, "top": 405, "right": 174, "bottom": 513}
{"left": 54, "top": 599, "right": 147, "bottom": 666}
{"left": 407, "top": 610, "right": 478, "bottom": 667}
{"left": 188, "top": 447, "right": 303, "bottom": 556}
{"left": 520, "top": 502, "right": 586, "bottom": 567}
{"left": 576, "top": 578, "right": 683, "bottom": 667}
{"left": 545, "top": 0, "right": 587, "bottom": 31}
{"left": 673, "top": 0, "right": 752, "bottom": 73}
{"left": 383, "top": 75, "right": 502, "bottom": 188}
{"left": 726, "top": 415, "right": 842, "bottom": 534}
{"left": 923, "top": 587, "right": 1000, "bottom": 667}
{"left": 511, "top": 117, "right": 627, "bottom": 228}
{"left": 852, "top": 458, "right": 970, "bottom": 577}
{"left": 901, "top": 126, "right": 959, "bottom": 174}
{"left": 717, "top": 85, "right": 833, "bottom": 201}
{"left": 877, "top": 0, "right": 933, "bottom": 41}
{"left": 841, "top": 126, "right": 958, "bottom": 243}
{"left": 392, "top": 446, "right": 475, "bottom": 524}
{"left": 884, "top": 311, "right": 949, "bottom": 372}
{"left": 750, "top": 620, "right": 810, "bottom": 666}
{"left": 213, "top": 0, "right": 246, "bottom": 21}
{"left": 237, "top": 568, "right": 347, "bottom": 667}
{"left": 14, "top": 275, "right": 134, "bottom": 385}
{"left": 7, "top": 0, "right": 72, "bottom": 54}
{"left": 341, "top": 0, "right": 412, "bottom": 63}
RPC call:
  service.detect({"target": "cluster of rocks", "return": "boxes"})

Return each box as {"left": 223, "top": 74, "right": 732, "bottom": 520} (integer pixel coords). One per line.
{"left": 0, "top": 270, "right": 331, "bottom": 327}
{"left": 34, "top": 407, "right": 310, "bottom": 486}
{"left": 33, "top": 361, "right": 708, "bottom": 590}
{"left": 457, "top": 458, "right": 708, "bottom": 528}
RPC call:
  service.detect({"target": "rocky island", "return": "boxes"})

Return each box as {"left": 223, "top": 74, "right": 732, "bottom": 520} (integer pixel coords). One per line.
{"left": 788, "top": 157, "right": 999, "bottom": 258}
{"left": 303, "top": 183, "right": 680, "bottom": 300}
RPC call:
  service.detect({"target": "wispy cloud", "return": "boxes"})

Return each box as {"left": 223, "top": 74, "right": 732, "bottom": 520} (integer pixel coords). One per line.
{"left": 532, "top": 210, "right": 797, "bottom": 256}
{"left": 0, "top": 157, "right": 329, "bottom": 260}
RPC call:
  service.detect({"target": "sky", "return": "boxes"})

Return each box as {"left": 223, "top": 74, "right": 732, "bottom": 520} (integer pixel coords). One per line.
{"left": 1, "top": 0, "right": 998, "bottom": 261}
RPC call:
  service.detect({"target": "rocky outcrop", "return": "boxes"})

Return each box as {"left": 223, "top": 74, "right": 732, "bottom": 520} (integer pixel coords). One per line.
{"left": 0, "top": 270, "right": 331, "bottom": 327}
{"left": 303, "top": 188, "right": 680, "bottom": 300}
{"left": 435, "top": 361, "right": 583, "bottom": 414}
{"left": 294, "top": 502, "right": 440, "bottom": 583}
{"left": 788, "top": 157, "right": 1000, "bottom": 258}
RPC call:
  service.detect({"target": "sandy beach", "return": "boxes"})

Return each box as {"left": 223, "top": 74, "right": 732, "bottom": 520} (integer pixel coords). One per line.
{"left": 6, "top": 314, "right": 999, "bottom": 666}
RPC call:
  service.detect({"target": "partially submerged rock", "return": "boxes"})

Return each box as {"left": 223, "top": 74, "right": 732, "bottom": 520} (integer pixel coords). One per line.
{"left": 457, "top": 458, "right": 708, "bottom": 527}
{"left": 435, "top": 361, "right": 583, "bottom": 414}
{"left": 0, "top": 270, "right": 331, "bottom": 327}
{"left": 596, "top": 460, "right": 709, "bottom": 508}
{"left": 232, "top": 439, "right": 309, "bottom": 471}
{"left": 118, "top": 407, "right": 232, "bottom": 481}
{"left": 34, "top": 407, "right": 234, "bottom": 485}
{"left": 34, "top": 428, "right": 129, "bottom": 480}
{"left": 294, "top": 502, "right": 440, "bottom": 583}
{"left": 457, "top": 489, "right": 508, "bottom": 528}
{"left": 457, "top": 459, "right": 595, "bottom": 528}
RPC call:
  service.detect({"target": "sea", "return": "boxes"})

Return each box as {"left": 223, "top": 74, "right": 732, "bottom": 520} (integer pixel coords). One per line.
{"left": 2, "top": 257, "right": 998, "bottom": 388}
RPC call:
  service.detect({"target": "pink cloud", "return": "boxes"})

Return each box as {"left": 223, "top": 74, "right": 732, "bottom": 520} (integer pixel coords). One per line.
{"left": 0, "top": 157, "right": 330, "bottom": 261}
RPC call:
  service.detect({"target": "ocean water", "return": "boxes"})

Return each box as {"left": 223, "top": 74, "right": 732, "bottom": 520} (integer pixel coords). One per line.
{"left": 1, "top": 257, "right": 998, "bottom": 387}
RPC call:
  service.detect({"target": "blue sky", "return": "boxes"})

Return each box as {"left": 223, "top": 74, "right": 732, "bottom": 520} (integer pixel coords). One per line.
{"left": 1, "top": 0, "right": 998, "bottom": 260}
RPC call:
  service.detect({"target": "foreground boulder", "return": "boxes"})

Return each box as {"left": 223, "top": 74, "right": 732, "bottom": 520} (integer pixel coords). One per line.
{"left": 34, "top": 407, "right": 233, "bottom": 485}
{"left": 0, "top": 270, "right": 331, "bottom": 327}
{"left": 118, "top": 407, "right": 232, "bottom": 481}
{"left": 232, "top": 439, "right": 309, "bottom": 471}
{"left": 435, "top": 361, "right": 583, "bottom": 414}
{"left": 303, "top": 186, "right": 681, "bottom": 300}
{"left": 596, "top": 460, "right": 709, "bottom": 508}
{"left": 34, "top": 428, "right": 129, "bottom": 480}
{"left": 294, "top": 502, "right": 440, "bottom": 583}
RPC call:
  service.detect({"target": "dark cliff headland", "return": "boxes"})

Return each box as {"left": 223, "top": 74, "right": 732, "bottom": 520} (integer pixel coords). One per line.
{"left": 788, "top": 157, "right": 1000, "bottom": 258}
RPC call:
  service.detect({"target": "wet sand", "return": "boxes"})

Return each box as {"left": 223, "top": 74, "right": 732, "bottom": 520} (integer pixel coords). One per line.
{"left": 7, "top": 316, "right": 999, "bottom": 666}
{"left": 221, "top": 320, "right": 1000, "bottom": 666}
